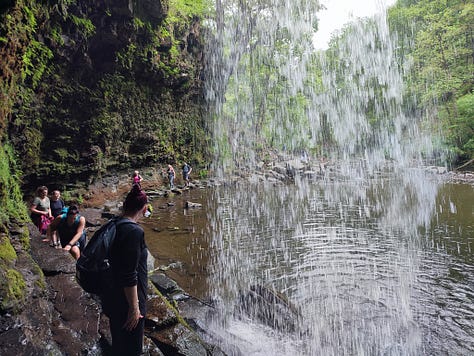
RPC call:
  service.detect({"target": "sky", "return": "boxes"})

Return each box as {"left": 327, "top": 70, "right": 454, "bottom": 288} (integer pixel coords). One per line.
{"left": 313, "top": 0, "right": 397, "bottom": 49}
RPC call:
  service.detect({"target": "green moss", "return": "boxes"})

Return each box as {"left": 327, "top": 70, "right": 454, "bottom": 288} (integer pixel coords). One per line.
{"left": 148, "top": 281, "right": 192, "bottom": 330}
{"left": 0, "top": 268, "right": 27, "bottom": 312}
{"left": 0, "top": 236, "right": 26, "bottom": 313}
{"left": 33, "top": 262, "right": 46, "bottom": 290}
{"left": 0, "top": 235, "right": 17, "bottom": 265}
{"left": 19, "top": 227, "right": 30, "bottom": 250}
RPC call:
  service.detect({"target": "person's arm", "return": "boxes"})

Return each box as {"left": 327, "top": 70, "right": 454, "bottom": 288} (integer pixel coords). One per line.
{"left": 31, "top": 204, "right": 46, "bottom": 215}
{"left": 30, "top": 199, "right": 48, "bottom": 215}
{"left": 123, "top": 285, "right": 143, "bottom": 331}
{"left": 63, "top": 216, "right": 86, "bottom": 251}
{"left": 114, "top": 224, "right": 143, "bottom": 330}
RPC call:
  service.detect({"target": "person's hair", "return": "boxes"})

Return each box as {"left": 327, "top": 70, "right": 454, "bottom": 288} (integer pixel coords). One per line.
{"left": 123, "top": 184, "right": 148, "bottom": 214}
{"left": 36, "top": 186, "right": 48, "bottom": 195}
{"left": 67, "top": 205, "right": 79, "bottom": 215}
{"left": 133, "top": 170, "right": 139, "bottom": 177}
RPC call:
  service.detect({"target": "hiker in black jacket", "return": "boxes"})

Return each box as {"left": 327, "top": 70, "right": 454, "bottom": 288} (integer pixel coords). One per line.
{"left": 101, "top": 184, "right": 149, "bottom": 356}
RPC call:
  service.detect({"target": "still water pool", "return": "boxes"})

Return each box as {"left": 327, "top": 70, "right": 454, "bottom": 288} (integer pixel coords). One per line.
{"left": 143, "top": 175, "right": 474, "bottom": 355}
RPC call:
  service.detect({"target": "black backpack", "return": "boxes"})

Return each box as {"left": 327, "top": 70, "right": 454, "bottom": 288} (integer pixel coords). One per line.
{"left": 76, "top": 217, "right": 131, "bottom": 295}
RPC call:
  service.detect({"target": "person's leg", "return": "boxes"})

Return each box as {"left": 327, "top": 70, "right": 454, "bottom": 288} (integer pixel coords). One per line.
{"left": 52, "top": 231, "right": 59, "bottom": 247}
{"left": 70, "top": 245, "right": 81, "bottom": 260}
{"left": 110, "top": 314, "right": 144, "bottom": 356}
{"left": 69, "top": 232, "right": 86, "bottom": 259}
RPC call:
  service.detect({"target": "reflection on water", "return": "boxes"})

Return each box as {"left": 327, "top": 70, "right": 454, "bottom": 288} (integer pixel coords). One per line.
{"left": 141, "top": 189, "right": 210, "bottom": 297}
{"left": 143, "top": 177, "right": 474, "bottom": 355}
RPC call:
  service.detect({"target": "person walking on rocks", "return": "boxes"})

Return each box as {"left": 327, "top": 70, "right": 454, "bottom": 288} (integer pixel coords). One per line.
{"left": 46, "top": 205, "right": 86, "bottom": 258}
{"left": 30, "top": 185, "right": 53, "bottom": 236}
{"left": 182, "top": 162, "right": 192, "bottom": 187}
{"left": 48, "top": 189, "right": 65, "bottom": 246}
{"left": 50, "top": 190, "right": 65, "bottom": 218}
{"left": 132, "top": 170, "right": 143, "bottom": 186}
{"left": 101, "top": 184, "right": 149, "bottom": 356}
{"left": 167, "top": 164, "right": 175, "bottom": 189}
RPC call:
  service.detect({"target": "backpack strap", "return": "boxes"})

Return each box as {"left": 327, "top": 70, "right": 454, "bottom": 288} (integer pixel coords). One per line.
{"left": 105, "top": 217, "right": 136, "bottom": 252}
{"left": 114, "top": 217, "right": 136, "bottom": 231}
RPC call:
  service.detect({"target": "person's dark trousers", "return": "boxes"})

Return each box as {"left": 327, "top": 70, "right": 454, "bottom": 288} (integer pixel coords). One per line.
{"left": 109, "top": 312, "right": 144, "bottom": 356}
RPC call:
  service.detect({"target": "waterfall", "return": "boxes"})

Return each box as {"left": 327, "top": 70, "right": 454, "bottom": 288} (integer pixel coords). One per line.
{"left": 203, "top": 1, "right": 445, "bottom": 355}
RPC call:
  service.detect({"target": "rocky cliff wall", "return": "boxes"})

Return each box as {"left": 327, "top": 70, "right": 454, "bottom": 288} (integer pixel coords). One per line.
{"left": 1, "top": 0, "right": 208, "bottom": 187}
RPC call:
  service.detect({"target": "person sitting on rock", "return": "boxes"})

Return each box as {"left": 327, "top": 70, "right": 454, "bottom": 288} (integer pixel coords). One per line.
{"left": 46, "top": 205, "right": 86, "bottom": 259}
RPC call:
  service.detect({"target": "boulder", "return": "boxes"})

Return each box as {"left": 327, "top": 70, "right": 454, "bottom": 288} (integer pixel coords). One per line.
{"left": 185, "top": 201, "right": 202, "bottom": 208}
{"left": 238, "top": 284, "right": 302, "bottom": 333}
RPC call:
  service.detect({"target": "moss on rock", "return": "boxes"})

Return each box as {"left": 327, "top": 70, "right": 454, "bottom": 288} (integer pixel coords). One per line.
{"left": 0, "top": 234, "right": 17, "bottom": 264}
{"left": 0, "top": 268, "right": 26, "bottom": 312}
{"left": 0, "top": 235, "right": 28, "bottom": 313}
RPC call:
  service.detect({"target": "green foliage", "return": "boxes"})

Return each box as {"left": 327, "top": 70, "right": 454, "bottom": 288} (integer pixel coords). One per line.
{"left": 197, "top": 169, "right": 208, "bottom": 179}
{"left": 133, "top": 17, "right": 145, "bottom": 29}
{"left": 92, "top": 74, "right": 208, "bottom": 168}
{"left": 450, "top": 92, "right": 474, "bottom": 158}
{"left": 168, "top": 0, "right": 213, "bottom": 21}
{"left": 17, "top": 5, "right": 54, "bottom": 88}
{"left": 22, "top": 5, "right": 37, "bottom": 29}
{"left": 70, "top": 14, "right": 95, "bottom": 37}
{"left": 1, "top": 0, "right": 53, "bottom": 136}
{"left": 50, "top": 26, "right": 64, "bottom": 45}
{"left": 209, "top": 0, "right": 325, "bottom": 164}
{"left": 388, "top": 0, "right": 474, "bottom": 161}
{"left": 116, "top": 43, "right": 138, "bottom": 70}
{"left": 21, "top": 39, "right": 53, "bottom": 88}
{"left": 0, "top": 143, "right": 29, "bottom": 226}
